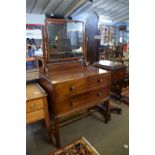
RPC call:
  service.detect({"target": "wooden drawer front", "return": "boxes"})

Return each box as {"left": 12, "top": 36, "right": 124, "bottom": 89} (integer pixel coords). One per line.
{"left": 76, "top": 86, "right": 110, "bottom": 106}
{"left": 55, "top": 79, "right": 86, "bottom": 98}
{"left": 76, "top": 79, "right": 86, "bottom": 92}
{"left": 94, "top": 87, "right": 110, "bottom": 100}
{"left": 26, "top": 98, "right": 44, "bottom": 113}
{"left": 87, "top": 74, "right": 110, "bottom": 88}
{"left": 55, "top": 97, "right": 76, "bottom": 114}
{"left": 26, "top": 109, "right": 44, "bottom": 124}
{"left": 55, "top": 86, "right": 110, "bottom": 115}
{"left": 111, "top": 69, "right": 126, "bottom": 81}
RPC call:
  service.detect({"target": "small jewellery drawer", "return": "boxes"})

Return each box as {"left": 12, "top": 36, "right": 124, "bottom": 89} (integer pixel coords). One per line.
{"left": 26, "top": 98, "right": 44, "bottom": 113}
{"left": 55, "top": 79, "right": 86, "bottom": 98}
{"left": 87, "top": 74, "right": 110, "bottom": 88}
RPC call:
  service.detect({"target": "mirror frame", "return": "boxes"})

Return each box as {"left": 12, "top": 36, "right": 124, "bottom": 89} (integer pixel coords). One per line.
{"left": 44, "top": 18, "right": 86, "bottom": 63}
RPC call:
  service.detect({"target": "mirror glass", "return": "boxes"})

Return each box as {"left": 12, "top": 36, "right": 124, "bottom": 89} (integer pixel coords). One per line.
{"left": 46, "top": 20, "right": 84, "bottom": 61}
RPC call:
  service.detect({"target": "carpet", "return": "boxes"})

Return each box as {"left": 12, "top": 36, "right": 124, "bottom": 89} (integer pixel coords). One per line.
{"left": 49, "top": 137, "right": 100, "bottom": 155}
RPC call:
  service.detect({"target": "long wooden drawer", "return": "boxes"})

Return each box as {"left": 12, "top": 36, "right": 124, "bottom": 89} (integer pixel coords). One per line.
{"left": 54, "top": 79, "right": 86, "bottom": 98}
{"left": 76, "top": 86, "right": 110, "bottom": 105}
{"left": 54, "top": 86, "right": 110, "bottom": 115}
{"left": 26, "top": 109, "right": 44, "bottom": 124}
{"left": 26, "top": 98, "right": 44, "bottom": 113}
{"left": 87, "top": 74, "right": 110, "bottom": 88}
{"left": 111, "top": 69, "right": 126, "bottom": 81}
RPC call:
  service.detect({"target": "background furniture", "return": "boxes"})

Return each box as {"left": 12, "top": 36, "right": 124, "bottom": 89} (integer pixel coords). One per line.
{"left": 94, "top": 60, "right": 126, "bottom": 114}
{"left": 26, "top": 57, "right": 39, "bottom": 81}
{"left": 26, "top": 83, "right": 52, "bottom": 142}
{"left": 85, "top": 12, "right": 99, "bottom": 64}
{"left": 26, "top": 68, "right": 39, "bottom": 81}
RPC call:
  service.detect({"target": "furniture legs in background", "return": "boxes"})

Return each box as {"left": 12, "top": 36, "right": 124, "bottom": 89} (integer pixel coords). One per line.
{"left": 96, "top": 99, "right": 111, "bottom": 123}
{"left": 105, "top": 100, "right": 110, "bottom": 123}
{"left": 110, "top": 105, "right": 122, "bottom": 114}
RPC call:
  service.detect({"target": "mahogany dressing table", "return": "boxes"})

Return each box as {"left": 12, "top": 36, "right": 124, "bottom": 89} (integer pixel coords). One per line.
{"left": 39, "top": 18, "right": 111, "bottom": 147}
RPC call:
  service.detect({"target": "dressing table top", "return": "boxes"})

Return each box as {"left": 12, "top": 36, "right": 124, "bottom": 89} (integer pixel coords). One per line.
{"left": 40, "top": 66, "right": 109, "bottom": 84}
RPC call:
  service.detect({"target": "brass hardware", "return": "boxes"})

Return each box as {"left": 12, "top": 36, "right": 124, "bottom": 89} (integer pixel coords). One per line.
{"left": 69, "top": 85, "right": 75, "bottom": 91}
{"left": 97, "top": 92, "right": 102, "bottom": 96}
{"left": 97, "top": 79, "right": 103, "bottom": 83}
{"left": 71, "top": 101, "right": 75, "bottom": 108}
{"left": 31, "top": 104, "right": 36, "bottom": 110}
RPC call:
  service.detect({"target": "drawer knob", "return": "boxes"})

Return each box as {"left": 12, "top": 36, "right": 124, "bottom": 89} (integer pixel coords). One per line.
{"left": 97, "top": 92, "right": 102, "bottom": 96}
{"left": 31, "top": 104, "right": 36, "bottom": 110}
{"left": 69, "top": 86, "right": 75, "bottom": 91}
{"left": 97, "top": 79, "right": 103, "bottom": 83}
{"left": 71, "top": 101, "right": 75, "bottom": 108}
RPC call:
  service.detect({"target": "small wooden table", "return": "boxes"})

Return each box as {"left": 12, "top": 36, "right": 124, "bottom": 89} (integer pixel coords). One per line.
{"left": 94, "top": 60, "right": 126, "bottom": 114}
{"left": 26, "top": 83, "right": 52, "bottom": 142}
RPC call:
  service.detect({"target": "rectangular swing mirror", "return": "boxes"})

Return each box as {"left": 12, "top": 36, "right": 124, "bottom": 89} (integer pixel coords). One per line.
{"left": 44, "top": 18, "right": 85, "bottom": 63}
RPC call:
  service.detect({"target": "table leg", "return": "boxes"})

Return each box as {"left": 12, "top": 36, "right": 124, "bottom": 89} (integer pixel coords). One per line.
{"left": 43, "top": 98, "right": 52, "bottom": 143}
{"left": 95, "top": 100, "right": 111, "bottom": 123}
{"left": 54, "top": 117, "right": 61, "bottom": 148}
{"left": 105, "top": 100, "right": 110, "bottom": 123}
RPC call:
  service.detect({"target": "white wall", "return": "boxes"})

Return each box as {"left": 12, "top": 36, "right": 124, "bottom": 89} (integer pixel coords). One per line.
{"left": 26, "top": 13, "right": 45, "bottom": 25}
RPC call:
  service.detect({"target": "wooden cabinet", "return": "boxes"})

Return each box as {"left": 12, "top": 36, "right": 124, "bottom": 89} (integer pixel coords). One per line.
{"left": 111, "top": 69, "right": 126, "bottom": 81}
{"left": 26, "top": 83, "right": 52, "bottom": 142}
{"left": 94, "top": 60, "right": 126, "bottom": 100}
{"left": 39, "top": 61, "right": 111, "bottom": 147}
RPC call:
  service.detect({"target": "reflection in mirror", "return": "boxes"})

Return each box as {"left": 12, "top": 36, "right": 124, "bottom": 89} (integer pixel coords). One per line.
{"left": 46, "top": 20, "right": 84, "bottom": 61}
